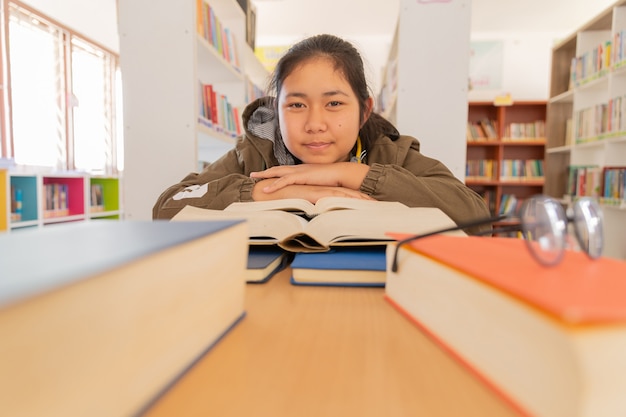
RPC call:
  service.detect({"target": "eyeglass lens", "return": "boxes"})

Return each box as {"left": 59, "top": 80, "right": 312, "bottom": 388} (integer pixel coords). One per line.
{"left": 519, "top": 196, "right": 568, "bottom": 266}
{"left": 572, "top": 197, "right": 603, "bottom": 259}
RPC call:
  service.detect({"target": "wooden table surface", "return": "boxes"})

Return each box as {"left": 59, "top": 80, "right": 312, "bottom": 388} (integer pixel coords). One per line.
{"left": 142, "top": 268, "right": 521, "bottom": 417}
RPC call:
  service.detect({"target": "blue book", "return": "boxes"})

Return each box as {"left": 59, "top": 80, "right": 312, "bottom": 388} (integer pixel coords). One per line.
{"left": 246, "top": 245, "right": 292, "bottom": 283}
{"left": 0, "top": 220, "right": 248, "bottom": 417}
{"left": 290, "top": 245, "right": 387, "bottom": 287}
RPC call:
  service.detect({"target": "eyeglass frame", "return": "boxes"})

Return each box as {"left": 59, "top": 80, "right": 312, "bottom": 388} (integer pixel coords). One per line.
{"left": 390, "top": 195, "right": 603, "bottom": 273}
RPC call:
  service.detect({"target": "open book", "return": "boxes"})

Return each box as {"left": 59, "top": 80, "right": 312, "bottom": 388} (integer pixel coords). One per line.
{"left": 172, "top": 197, "right": 465, "bottom": 252}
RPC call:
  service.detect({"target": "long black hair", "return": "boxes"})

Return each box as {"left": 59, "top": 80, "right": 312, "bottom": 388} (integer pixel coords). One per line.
{"left": 267, "top": 34, "right": 400, "bottom": 153}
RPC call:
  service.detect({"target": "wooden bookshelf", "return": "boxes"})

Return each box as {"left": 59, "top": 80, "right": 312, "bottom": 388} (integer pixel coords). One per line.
{"left": 546, "top": 0, "right": 626, "bottom": 260}
{"left": 119, "top": 0, "right": 269, "bottom": 221}
{"left": 466, "top": 101, "right": 547, "bottom": 216}
{"left": 0, "top": 170, "right": 121, "bottom": 233}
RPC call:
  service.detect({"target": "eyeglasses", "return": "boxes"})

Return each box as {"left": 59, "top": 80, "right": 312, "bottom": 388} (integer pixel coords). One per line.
{"left": 390, "top": 195, "right": 603, "bottom": 273}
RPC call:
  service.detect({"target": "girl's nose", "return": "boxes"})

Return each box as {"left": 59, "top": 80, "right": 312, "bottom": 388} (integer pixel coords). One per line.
{"left": 304, "top": 106, "right": 327, "bottom": 133}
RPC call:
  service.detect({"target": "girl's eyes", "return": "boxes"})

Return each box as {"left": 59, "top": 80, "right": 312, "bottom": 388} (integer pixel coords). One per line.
{"left": 285, "top": 100, "right": 343, "bottom": 109}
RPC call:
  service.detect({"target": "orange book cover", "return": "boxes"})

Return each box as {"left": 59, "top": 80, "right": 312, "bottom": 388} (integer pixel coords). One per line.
{"left": 388, "top": 234, "right": 626, "bottom": 325}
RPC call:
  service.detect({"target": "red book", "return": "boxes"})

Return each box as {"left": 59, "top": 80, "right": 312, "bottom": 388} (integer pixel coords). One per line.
{"left": 385, "top": 234, "right": 626, "bottom": 417}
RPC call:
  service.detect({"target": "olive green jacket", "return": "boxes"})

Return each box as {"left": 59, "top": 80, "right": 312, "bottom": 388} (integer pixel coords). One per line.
{"left": 153, "top": 97, "right": 490, "bottom": 234}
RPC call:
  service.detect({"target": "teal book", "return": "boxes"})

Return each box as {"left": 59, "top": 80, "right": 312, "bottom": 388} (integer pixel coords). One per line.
{"left": 246, "top": 245, "right": 293, "bottom": 283}
{"left": 0, "top": 220, "right": 248, "bottom": 417}
{"left": 290, "top": 245, "right": 387, "bottom": 287}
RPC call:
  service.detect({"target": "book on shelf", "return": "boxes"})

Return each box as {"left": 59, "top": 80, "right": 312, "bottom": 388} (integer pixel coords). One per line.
{"left": 466, "top": 121, "right": 487, "bottom": 141}
{"left": 43, "top": 183, "right": 69, "bottom": 218}
{"left": 0, "top": 220, "right": 248, "bottom": 417}
{"left": 601, "top": 166, "right": 626, "bottom": 203}
{"left": 504, "top": 120, "right": 545, "bottom": 140}
{"left": 479, "top": 118, "right": 498, "bottom": 139}
{"left": 290, "top": 245, "right": 387, "bottom": 287}
{"left": 90, "top": 183, "right": 104, "bottom": 212}
{"left": 498, "top": 194, "right": 521, "bottom": 216}
{"left": 196, "top": 0, "right": 240, "bottom": 70}
{"left": 500, "top": 159, "right": 544, "bottom": 181}
{"left": 386, "top": 233, "right": 626, "bottom": 417}
{"left": 564, "top": 118, "right": 573, "bottom": 146}
{"left": 246, "top": 245, "right": 292, "bottom": 283}
{"left": 171, "top": 197, "right": 464, "bottom": 252}
{"left": 567, "top": 165, "right": 602, "bottom": 198}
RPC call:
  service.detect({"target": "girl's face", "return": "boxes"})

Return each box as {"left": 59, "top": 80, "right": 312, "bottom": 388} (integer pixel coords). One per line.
{"left": 277, "top": 57, "right": 371, "bottom": 164}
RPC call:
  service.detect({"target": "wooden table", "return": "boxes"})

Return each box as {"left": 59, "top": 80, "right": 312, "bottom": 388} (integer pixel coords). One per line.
{"left": 142, "top": 268, "right": 521, "bottom": 417}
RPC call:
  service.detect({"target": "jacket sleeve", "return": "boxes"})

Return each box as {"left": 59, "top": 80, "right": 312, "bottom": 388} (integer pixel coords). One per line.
{"left": 361, "top": 137, "right": 491, "bottom": 235}
{"left": 152, "top": 139, "right": 269, "bottom": 220}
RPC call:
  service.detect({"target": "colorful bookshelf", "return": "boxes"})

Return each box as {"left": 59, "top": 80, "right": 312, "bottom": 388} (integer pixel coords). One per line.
{"left": 1, "top": 171, "right": 122, "bottom": 233}
{"left": 42, "top": 175, "right": 85, "bottom": 223}
{"left": 0, "top": 170, "right": 7, "bottom": 232}
{"left": 120, "top": 0, "right": 268, "bottom": 220}
{"left": 10, "top": 174, "right": 39, "bottom": 229}
{"left": 466, "top": 101, "right": 547, "bottom": 216}
{"left": 89, "top": 176, "right": 121, "bottom": 218}
{"left": 546, "top": 1, "right": 626, "bottom": 259}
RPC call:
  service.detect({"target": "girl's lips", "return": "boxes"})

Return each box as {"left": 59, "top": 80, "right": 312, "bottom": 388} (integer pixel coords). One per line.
{"left": 305, "top": 142, "right": 331, "bottom": 150}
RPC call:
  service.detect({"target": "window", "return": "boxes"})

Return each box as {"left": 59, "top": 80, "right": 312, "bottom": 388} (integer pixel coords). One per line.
{"left": 1, "top": 1, "right": 121, "bottom": 174}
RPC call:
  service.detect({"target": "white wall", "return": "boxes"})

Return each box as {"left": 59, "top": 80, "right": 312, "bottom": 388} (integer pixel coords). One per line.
{"left": 468, "top": 32, "right": 563, "bottom": 102}
{"left": 22, "top": 0, "right": 119, "bottom": 53}
{"left": 395, "top": 0, "right": 471, "bottom": 181}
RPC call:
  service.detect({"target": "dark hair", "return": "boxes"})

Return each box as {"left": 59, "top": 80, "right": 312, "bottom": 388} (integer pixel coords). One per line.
{"left": 267, "top": 34, "right": 399, "bottom": 151}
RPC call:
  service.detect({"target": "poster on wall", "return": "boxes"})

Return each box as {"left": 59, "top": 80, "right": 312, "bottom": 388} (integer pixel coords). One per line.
{"left": 255, "top": 45, "right": 290, "bottom": 72}
{"left": 469, "top": 41, "right": 503, "bottom": 91}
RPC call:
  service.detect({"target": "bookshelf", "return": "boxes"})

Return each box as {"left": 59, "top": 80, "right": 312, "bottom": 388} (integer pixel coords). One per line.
{"left": 465, "top": 102, "right": 547, "bottom": 216}
{"left": 546, "top": 0, "right": 626, "bottom": 260}
{"left": 119, "top": 0, "right": 269, "bottom": 220}
{"left": 0, "top": 170, "right": 121, "bottom": 233}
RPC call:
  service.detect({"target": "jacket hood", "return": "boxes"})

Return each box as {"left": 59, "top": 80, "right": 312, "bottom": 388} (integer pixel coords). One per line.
{"left": 242, "top": 97, "right": 296, "bottom": 165}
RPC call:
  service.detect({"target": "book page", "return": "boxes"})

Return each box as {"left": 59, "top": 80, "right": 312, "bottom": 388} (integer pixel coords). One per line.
{"left": 312, "top": 197, "right": 408, "bottom": 214}
{"left": 172, "top": 204, "right": 465, "bottom": 253}
{"left": 226, "top": 197, "right": 408, "bottom": 217}
{"left": 225, "top": 199, "right": 315, "bottom": 215}
{"left": 302, "top": 207, "right": 465, "bottom": 248}
{"left": 171, "top": 205, "right": 308, "bottom": 244}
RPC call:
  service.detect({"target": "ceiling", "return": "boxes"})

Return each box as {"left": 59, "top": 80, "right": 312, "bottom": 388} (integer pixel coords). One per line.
{"left": 249, "top": 0, "right": 617, "bottom": 92}
{"left": 251, "top": 0, "right": 617, "bottom": 44}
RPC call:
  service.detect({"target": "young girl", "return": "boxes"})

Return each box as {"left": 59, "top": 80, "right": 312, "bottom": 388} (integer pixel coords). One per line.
{"left": 153, "top": 34, "right": 491, "bottom": 234}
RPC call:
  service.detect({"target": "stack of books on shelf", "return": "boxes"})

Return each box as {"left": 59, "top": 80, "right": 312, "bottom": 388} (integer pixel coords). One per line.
{"left": 568, "top": 165, "right": 626, "bottom": 206}
{"left": 613, "top": 29, "right": 626, "bottom": 69}
{"left": 90, "top": 183, "right": 104, "bottom": 213}
{"left": 9, "top": 185, "right": 22, "bottom": 222}
{"left": 466, "top": 119, "right": 498, "bottom": 141}
{"left": 498, "top": 194, "right": 522, "bottom": 216}
{"left": 466, "top": 159, "right": 497, "bottom": 181}
{"left": 42, "top": 183, "right": 69, "bottom": 218}
{"left": 198, "top": 82, "right": 242, "bottom": 137}
{"left": 503, "top": 120, "right": 545, "bottom": 140}
{"left": 500, "top": 159, "right": 544, "bottom": 181}
{"left": 569, "top": 39, "right": 612, "bottom": 87}
{"left": 567, "top": 165, "right": 603, "bottom": 198}
{"left": 196, "top": 0, "right": 240, "bottom": 71}
{"left": 574, "top": 103, "right": 618, "bottom": 143}
{"left": 601, "top": 166, "right": 626, "bottom": 206}
{"left": 245, "top": 77, "right": 265, "bottom": 104}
